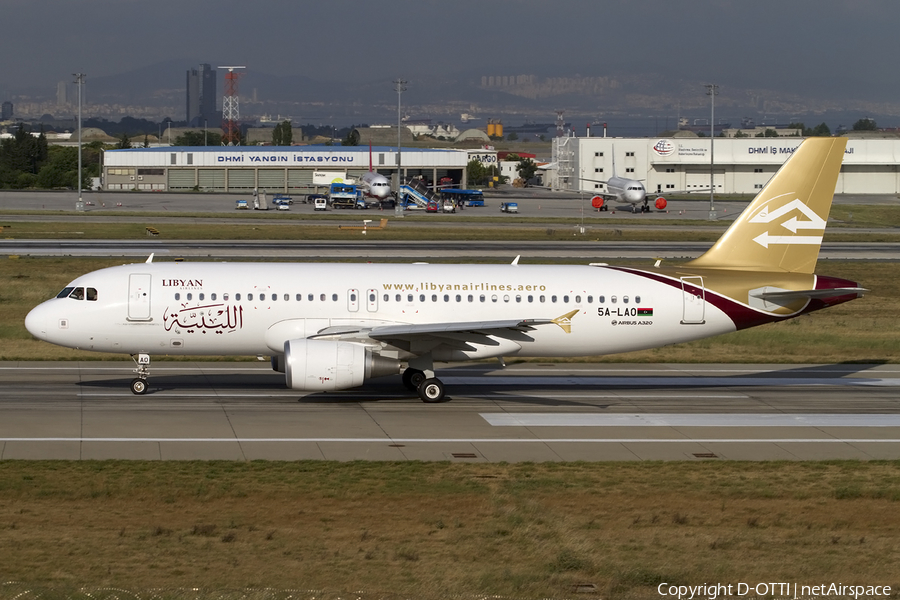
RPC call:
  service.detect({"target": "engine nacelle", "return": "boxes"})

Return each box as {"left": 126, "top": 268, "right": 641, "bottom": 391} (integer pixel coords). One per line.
{"left": 655, "top": 197, "right": 667, "bottom": 210}
{"left": 283, "top": 338, "right": 400, "bottom": 391}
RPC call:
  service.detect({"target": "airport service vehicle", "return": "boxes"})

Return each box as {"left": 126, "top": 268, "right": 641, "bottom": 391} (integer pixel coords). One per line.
{"left": 273, "top": 195, "right": 293, "bottom": 206}
{"left": 500, "top": 202, "right": 518, "bottom": 213}
{"left": 306, "top": 193, "right": 327, "bottom": 205}
{"left": 441, "top": 189, "right": 485, "bottom": 207}
{"left": 26, "top": 139, "right": 865, "bottom": 403}
{"left": 235, "top": 199, "right": 249, "bottom": 210}
{"left": 313, "top": 197, "right": 327, "bottom": 211}
{"left": 442, "top": 199, "right": 456, "bottom": 213}
{"left": 276, "top": 203, "right": 290, "bottom": 211}
{"left": 328, "top": 183, "right": 365, "bottom": 209}
{"left": 425, "top": 201, "right": 440, "bottom": 213}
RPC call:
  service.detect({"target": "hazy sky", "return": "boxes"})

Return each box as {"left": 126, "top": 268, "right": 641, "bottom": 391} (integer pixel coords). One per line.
{"left": 3, "top": 0, "right": 899, "bottom": 104}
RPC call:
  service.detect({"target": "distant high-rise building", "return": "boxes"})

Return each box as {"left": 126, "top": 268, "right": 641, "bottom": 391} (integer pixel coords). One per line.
{"left": 186, "top": 64, "right": 217, "bottom": 127}
{"left": 57, "top": 81, "right": 69, "bottom": 106}
{"left": 1, "top": 101, "right": 13, "bottom": 121}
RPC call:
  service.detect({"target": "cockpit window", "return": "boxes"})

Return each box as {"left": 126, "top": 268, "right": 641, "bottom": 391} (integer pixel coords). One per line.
{"left": 69, "top": 287, "right": 85, "bottom": 300}
{"left": 86, "top": 288, "right": 98, "bottom": 301}
{"left": 56, "top": 287, "right": 74, "bottom": 299}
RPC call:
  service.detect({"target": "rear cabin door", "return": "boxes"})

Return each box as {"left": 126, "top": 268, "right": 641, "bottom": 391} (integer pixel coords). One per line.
{"left": 347, "top": 288, "right": 359, "bottom": 312}
{"left": 366, "top": 288, "right": 379, "bottom": 312}
{"left": 680, "top": 276, "right": 706, "bottom": 324}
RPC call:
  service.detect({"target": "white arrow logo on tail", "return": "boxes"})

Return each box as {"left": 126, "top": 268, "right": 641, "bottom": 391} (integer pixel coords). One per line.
{"left": 753, "top": 232, "right": 823, "bottom": 248}
{"left": 749, "top": 198, "right": 826, "bottom": 232}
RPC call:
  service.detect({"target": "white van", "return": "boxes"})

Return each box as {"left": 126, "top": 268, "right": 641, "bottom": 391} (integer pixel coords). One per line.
{"left": 314, "top": 197, "right": 328, "bottom": 211}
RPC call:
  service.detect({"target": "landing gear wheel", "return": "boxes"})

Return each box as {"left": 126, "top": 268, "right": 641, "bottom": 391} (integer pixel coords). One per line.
{"left": 417, "top": 378, "right": 445, "bottom": 403}
{"left": 402, "top": 368, "right": 426, "bottom": 391}
{"left": 130, "top": 378, "right": 148, "bottom": 395}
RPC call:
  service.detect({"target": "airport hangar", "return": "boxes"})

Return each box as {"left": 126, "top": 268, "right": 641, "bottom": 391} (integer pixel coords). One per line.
{"left": 551, "top": 136, "right": 900, "bottom": 195}
{"left": 101, "top": 146, "right": 478, "bottom": 193}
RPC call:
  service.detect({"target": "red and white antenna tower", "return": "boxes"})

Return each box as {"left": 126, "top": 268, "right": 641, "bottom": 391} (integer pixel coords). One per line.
{"left": 218, "top": 66, "right": 246, "bottom": 145}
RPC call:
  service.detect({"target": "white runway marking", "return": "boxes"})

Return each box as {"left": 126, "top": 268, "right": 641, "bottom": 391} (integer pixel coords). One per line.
{"left": 482, "top": 413, "right": 900, "bottom": 427}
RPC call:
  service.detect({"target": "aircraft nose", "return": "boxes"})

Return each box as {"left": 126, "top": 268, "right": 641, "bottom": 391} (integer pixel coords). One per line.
{"left": 25, "top": 303, "right": 49, "bottom": 339}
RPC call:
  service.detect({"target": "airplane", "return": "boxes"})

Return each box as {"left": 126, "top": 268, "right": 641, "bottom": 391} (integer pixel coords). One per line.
{"left": 358, "top": 145, "right": 392, "bottom": 201}
{"left": 580, "top": 146, "right": 705, "bottom": 213}
{"left": 25, "top": 138, "right": 865, "bottom": 403}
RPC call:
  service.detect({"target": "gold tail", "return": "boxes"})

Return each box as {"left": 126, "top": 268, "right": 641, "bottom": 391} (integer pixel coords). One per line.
{"left": 688, "top": 137, "right": 847, "bottom": 274}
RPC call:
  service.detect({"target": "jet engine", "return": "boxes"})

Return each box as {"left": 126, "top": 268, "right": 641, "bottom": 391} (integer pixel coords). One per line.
{"left": 283, "top": 338, "right": 400, "bottom": 391}
{"left": 655, "top": 197, "right": 667, "bottom": 210}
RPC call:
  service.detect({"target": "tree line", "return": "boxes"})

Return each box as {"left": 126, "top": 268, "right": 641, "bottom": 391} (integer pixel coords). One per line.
{"left": 0, "top": 125, "right": 100, "bottom": 189}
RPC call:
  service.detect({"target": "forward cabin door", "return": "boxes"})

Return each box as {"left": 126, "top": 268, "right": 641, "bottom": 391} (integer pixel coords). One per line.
{"left": 128, "top": 273, "right": 152, "bottom": 321}
{"left": 366, "top": 289, "right": 379, "bottom": 312}
{"left": 347, "top": 289, "right": 360, "bottom": 312}
{"left": 680, "top": 276, "right": 706, "bottom": 324}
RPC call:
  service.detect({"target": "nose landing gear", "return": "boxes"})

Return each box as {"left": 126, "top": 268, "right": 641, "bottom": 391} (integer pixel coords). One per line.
{"left": 130, "top": 353, "right": 151, "bottom": 395}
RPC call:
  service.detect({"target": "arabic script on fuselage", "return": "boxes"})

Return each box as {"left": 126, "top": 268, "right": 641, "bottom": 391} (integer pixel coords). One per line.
{"left": 163, "top": 304, "right": 243, "bottom": 334}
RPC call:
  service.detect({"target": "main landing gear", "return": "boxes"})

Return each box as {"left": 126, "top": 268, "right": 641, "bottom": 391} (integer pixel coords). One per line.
{"left": 130, "top": 353, "right": 151, "bottom": 395}
{"left": 402, "top": 354, "right": 446, "bottom": 403}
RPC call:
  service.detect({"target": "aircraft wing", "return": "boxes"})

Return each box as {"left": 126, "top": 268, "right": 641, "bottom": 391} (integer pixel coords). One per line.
{"left": 309, "top": 312, "right": 578, "bottom": 350}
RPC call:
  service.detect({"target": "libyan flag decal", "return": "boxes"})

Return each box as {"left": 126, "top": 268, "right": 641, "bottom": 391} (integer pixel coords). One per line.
{"left": 637, "top": 308, "right": 653, "bottom": 316}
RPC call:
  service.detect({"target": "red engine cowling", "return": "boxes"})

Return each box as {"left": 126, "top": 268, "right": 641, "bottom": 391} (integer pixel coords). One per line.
{"left": 283, "top": 338, "right": 400, "bottom": 391}
{"left": 591, "top": 196, "right": 604, "bottom": 209}
{"left": 655, "top": 197, "right": 667, "bottom": 210}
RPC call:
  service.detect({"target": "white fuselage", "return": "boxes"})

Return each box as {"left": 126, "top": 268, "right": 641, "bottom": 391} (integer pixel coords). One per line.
{"left": 25, "top": 262, "right": 735, "bottom": 359}
{"left": 360, "top": 171, "right": 391, "bottom": 200}
{"left": 605, "top": 175, "right": 646, "bottom": 206}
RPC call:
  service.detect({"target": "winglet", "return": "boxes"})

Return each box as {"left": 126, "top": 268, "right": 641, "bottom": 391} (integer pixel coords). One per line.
{"left": 145, "top": 253, "right": 154, "bottom": 264}
{"left": 552, "top": 309, "right": 579, "bottom": 334}
{"left": 511, "top": 255, "right": 520, "bottom": 266}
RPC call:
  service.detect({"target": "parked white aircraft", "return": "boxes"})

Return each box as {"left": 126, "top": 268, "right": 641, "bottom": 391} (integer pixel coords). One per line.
{"left": 585, "top": 147, "right": 705, "bottom": 213}
{"left": 359, "top": 145, "right": 391, "bottom": 201}
{"left": 26, "top": 138, "right": 864, "bottom": 402}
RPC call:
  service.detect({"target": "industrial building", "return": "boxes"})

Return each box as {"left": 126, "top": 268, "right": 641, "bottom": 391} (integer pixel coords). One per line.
{"left": 552, "top": 136, "right": 900, "bottom": 195}
{"left": 102, "top": 146, "right": 471, "bottom": 192}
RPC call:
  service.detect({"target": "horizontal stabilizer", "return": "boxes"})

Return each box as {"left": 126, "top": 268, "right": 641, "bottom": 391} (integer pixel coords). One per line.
{"left": 751, "top": 287, "right": 868, "bottom": 301}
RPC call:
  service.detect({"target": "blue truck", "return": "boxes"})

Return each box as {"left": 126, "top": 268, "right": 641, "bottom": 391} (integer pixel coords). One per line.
{"left": 328, "top": 183, "right": 366, "bottom": 209}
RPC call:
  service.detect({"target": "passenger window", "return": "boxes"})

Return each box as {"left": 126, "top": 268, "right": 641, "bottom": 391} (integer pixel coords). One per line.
{"left": 87, "top": 288, "right": 97, "bottom": 301}
{"left": 211, "top": 293, "right": 217, "bottom": 301}
{"left": 396, "top": 294, "right": 401, "bottom": 302}
{"left": 539, "top": 295, "right": 545, "bottom": 303}
{"left": 431, "top": 294, "right": 437, "bottom": 302}
{"left": 516, "top": 295, "right": 521, "bottom": 303}
{"left": 284, "top": 294, "right": 289, "bottom": 301}
{"left": 370, "top": 293, "right": 376, "bottom": 302}
{"left": 635, "top": 295, "right": 642, "bottom": 303}
{"left": 175, "top": 293, "right": 181, "bottom": 301}
{"left": 479, "top": 294, "right": 485, "bottom": 302}
{"left": 296, "top": 294, "right": 302, "bottom": 301}
{"left": 456, "top": 294, "right": 461, "bottom": 302}
{"left": 419, "top": 294, "right": 425, "bottom": 302}
{"left": 611, "top": 296, "right": 617, "bottom": 304}
{"left": 248, "top": 293, "right": 253, "bottom": 301}
{"left": 575, "top": 295, "right": 581, "bottom": 303}
{"left": 350, "top": 293, "right": 356, "bottom": 302}
{"left": 443, "top": 294, "right": 449, "bottom": 302}
{"left": 272, "top": 294, "right": 277, "bottom": 302}
{"left": 551, "top": 295, "right": 557, "bottom": 303}
{"left": 623, "top": 296, "right": 629, "bottom": 304}
{"left": 187, "top": 293, "right": 193, "bottom": 301}
{"left": 224, "top": 293, "right": 229, "bottom": 301}
{"left": 408, "top": 294, "right": 413, "bottom": 302}
{"left": 599, "top": 295, "right": 605, "bottom": 303}
{"left": 491, "top": 295, "right": 497, "bottom": 303}
{"left": 199, "top": 293, "right": 205, "bottom": 301}
{"left": 587, "top": 295, "right": 593, "bottom": 303}
{"left": 383, "top": 294, "right": 389, "bottom": 302}
{"left": 503, "top": 295, "right": 509, "bottom": 302}
{"left": 468, "top": 295, "right": 473, "bottom": 302}
{"left": 320, "top": 294, "right": 326, "bottom": 301}
{"left": 528, "top": 295, "right": 533, "bottom": 303}
{"left": 308, "top": 294, "right": 314, "bottom": 301}
{"left": 332, "top": 294, "right": 338, "bottom": 301}
{"left": 236, "top": 293, "right": 241, "bottom": 301}
{"left": 56, "top": 287, "right": 74, "bottom": 299}
{"left": 563, "top": 295, "right": 569, "bottom": 303}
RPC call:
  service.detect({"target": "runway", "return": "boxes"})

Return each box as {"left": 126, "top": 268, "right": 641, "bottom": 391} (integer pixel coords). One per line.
{"left": 2, "top": 361, "right": 899, "bottom": 461}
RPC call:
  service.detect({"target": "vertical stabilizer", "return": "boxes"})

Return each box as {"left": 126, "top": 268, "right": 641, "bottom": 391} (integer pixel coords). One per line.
{"left": 688, "top": 137, "right": 846, "bottom": 274}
